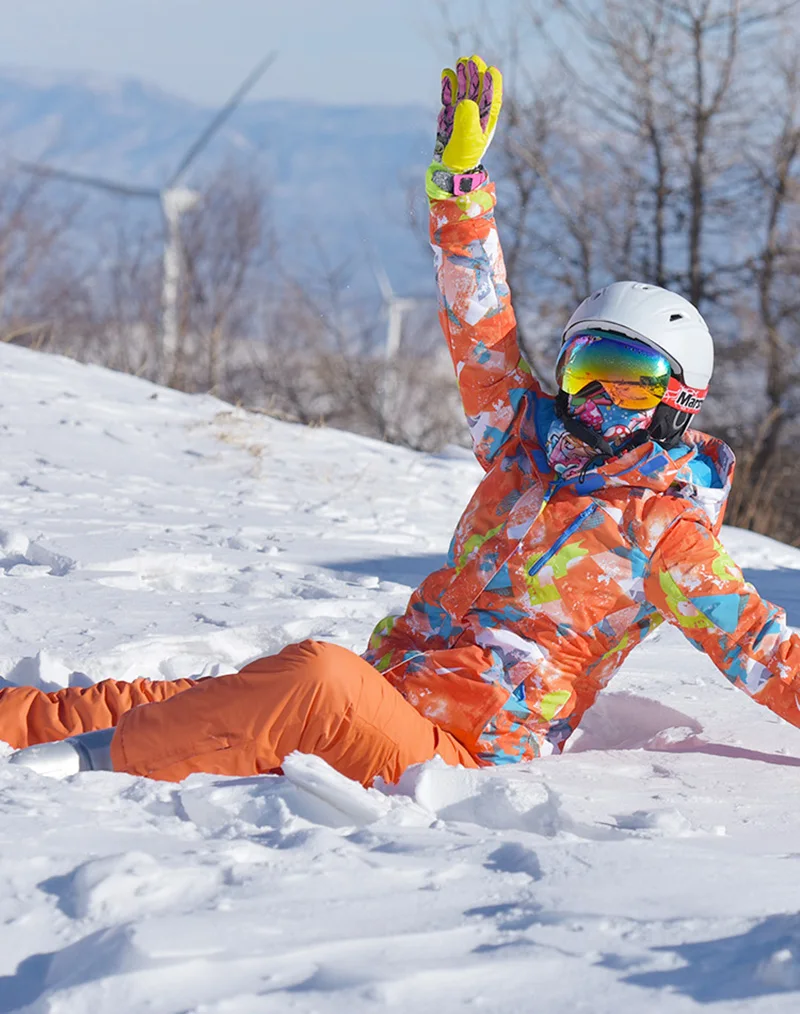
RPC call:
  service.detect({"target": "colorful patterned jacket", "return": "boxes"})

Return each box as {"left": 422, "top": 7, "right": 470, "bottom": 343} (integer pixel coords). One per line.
{"left": 362, "top": 183, "right": 800, "bottom": 764}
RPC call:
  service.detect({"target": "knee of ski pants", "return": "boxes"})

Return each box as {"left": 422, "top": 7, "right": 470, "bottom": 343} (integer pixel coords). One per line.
{"left": 111, "top": 640, "right": 370, "bottom": 780}
{"left": 238, "top": 639, "right": 369, "bottom": 711}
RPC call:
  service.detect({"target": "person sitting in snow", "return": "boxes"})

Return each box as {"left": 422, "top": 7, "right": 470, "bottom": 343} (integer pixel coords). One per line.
{"left": 3, "top": 55, "right": 799, "bottom": 783}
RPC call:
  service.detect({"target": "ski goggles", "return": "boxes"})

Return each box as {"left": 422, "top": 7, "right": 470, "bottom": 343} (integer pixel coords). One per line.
{"left": 556, "top": 330, "right": 673, "bottom": 410}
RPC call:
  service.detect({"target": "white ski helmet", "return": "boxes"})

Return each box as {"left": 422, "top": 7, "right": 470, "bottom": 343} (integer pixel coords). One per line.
{"left": 560, "top": 280, "right": 714, "bottom": 447}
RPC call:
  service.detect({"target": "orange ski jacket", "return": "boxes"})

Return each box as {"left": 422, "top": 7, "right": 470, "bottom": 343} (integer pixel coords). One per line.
{"left": 363, "top": 183, "right": 800, "bottom": 764}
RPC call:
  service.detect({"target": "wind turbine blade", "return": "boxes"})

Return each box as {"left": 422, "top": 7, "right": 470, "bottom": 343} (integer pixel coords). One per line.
{"left": 374, "top": 264, "right": 394, "bottom": 304}
{"left": 13, "top": 160, "right": 160, "bottom": 199}
{"left": 167, "top": 50, "right": 278, "bottom": 187}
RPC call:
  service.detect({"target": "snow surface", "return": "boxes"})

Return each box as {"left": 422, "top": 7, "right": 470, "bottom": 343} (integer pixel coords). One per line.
{"left": 1, "top": 343, "right": 800, "bottom": 1013}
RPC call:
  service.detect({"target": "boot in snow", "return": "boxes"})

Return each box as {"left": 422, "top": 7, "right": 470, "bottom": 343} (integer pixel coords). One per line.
{"left": 8, "top": 727, "right": 115, "bottom": 778}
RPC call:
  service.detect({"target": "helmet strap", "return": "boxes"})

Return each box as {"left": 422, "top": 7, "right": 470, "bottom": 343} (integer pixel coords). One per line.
{"left": 648, "top": 404, "right": 692, "bottom": 449}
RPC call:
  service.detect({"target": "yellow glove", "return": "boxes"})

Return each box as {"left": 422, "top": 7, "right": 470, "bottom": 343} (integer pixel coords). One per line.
{"left": 427, "top": 54, "right": 503, "bottom": 201}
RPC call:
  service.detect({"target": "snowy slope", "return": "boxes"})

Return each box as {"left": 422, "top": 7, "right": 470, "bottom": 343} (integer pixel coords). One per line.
{"left": 1, "top": 344, "right": 800, "bottom": 1013}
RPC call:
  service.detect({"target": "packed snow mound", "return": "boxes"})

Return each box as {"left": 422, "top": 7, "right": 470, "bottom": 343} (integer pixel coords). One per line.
{"left": 0, "top": 343, "right": 799, "bottom": 1014}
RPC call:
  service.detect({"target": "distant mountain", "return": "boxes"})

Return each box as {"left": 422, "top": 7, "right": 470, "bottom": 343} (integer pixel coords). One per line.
{"left": 0, "top": 68, "right": 436, "bottom": 297}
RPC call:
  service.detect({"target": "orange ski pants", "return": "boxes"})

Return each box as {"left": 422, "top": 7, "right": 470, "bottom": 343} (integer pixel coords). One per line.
{"left": 0, "top": 640, "right": 479, "bottom": 784}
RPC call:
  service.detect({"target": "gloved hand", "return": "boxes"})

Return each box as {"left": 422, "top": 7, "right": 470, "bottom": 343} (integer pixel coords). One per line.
{"left": 427, "top": 54, "right": 503, "bottom": 201}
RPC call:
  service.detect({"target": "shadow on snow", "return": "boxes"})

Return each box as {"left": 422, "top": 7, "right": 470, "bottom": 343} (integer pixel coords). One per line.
{"left": 620, "top": 913, "right": 800, "bottom": 1001}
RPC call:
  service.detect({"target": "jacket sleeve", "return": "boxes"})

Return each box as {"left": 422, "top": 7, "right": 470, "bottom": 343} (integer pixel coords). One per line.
{"left": 429, "top": 183, "right": 542, "bottom": 470}
{"left": 0, "top": 676, "right": 202, "bottom": 750}
{"left": 644, "top": 517, "right": 800, "bottom": 728}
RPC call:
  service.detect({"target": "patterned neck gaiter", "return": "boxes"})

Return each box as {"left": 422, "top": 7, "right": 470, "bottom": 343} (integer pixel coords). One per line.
{"left": 546, "top": 390, "right": 656, "bottom": 478}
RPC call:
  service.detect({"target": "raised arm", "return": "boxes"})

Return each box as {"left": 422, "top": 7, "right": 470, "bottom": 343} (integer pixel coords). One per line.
{"left": 644, "top": 517, "right": 800, "bottom": 728}
{"left": 427, "top": 56, "right": 542, "bottom": 470}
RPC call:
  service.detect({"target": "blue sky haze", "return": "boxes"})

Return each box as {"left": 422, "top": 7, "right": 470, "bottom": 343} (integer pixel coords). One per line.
{"left": 0, "top": 0, "right": 492, "bottom": 107}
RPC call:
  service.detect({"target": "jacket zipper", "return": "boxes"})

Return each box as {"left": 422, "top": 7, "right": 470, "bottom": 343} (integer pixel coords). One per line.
{"left": 527, "top": 503, "right": 598, "bottom": 577}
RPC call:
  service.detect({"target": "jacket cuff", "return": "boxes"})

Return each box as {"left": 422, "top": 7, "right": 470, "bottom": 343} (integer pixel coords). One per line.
{"left": 425, "top": 161, "right": 490, "bottom": 203}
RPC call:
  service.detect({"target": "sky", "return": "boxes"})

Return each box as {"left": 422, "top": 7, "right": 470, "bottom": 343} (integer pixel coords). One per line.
{"left": 0, "top": 0, "right": 498, "bottom": 108}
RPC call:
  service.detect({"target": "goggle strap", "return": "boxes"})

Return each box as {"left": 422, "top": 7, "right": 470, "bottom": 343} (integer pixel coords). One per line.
{"left": 661, "top": 377, "right": 707, "bottom": 414}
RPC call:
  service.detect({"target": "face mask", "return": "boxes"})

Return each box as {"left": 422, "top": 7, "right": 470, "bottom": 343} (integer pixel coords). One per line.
{"left": 568, "top": 390, "right": 656, "bottom": 442}
{"left": 546, "top": 390, "right": 655, "bottom": 478}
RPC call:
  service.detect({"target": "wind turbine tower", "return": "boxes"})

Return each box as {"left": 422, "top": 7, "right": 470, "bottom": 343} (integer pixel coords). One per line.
{"left": 375, "top": 266, "right": 419, "bottom": 361}
{"left": 374, "top": 266, "right": 421, "bottom": 439}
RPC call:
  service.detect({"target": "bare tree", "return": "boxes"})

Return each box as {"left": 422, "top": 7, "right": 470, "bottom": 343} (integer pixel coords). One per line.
{"left": 0, "top": 169, "right": 85, "bottom": 347}
{"left": 723, "top": 48, "right": 800, "bottom": 535}
{"left": 180, "top": 164, "right": 271, "bottom": 394}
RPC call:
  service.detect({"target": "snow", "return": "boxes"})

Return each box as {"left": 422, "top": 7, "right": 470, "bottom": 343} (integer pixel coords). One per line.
{"left": 0, "top": 342, "right": 799, "bottom": 1013}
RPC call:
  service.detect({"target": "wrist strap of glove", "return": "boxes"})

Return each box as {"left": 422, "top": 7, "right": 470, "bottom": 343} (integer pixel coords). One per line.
{"left": 429, "top": 163, "right": 489, "bottom": 196}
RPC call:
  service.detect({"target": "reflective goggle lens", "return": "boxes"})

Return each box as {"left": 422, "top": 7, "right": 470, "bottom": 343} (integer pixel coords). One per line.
{"left": 556, "top": 331, "right": 671, "bottom": 409}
